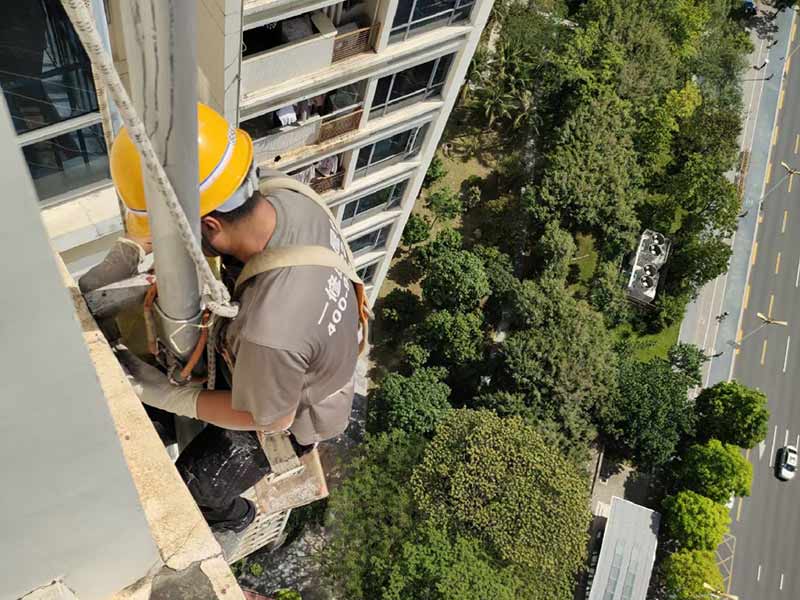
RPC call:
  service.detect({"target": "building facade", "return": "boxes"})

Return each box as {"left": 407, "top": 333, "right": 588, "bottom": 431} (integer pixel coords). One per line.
{"left": 6, "top": 0, "right": 493, "bottom": 305}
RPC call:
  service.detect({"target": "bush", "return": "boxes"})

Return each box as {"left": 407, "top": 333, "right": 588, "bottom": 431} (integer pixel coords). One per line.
{"left": 421, "top": 249, "right": 491, "bottom": 311}
{"left": 426, "top": 187, "right": 463, "bottom": 222}
{"left": 369, "top": 367, "right": 451, "bottom": 435}
{"left": 658, "top": 549, "right": 723, "bottom": 600}
{"left": 248, "top": 562, "right": 264, "bottom": 577}
{"left": 403, "top": 214, "right": 432, "bottom": 245}
{"left": 680, "top": 439, "right": 753, "bottom": 503}
{"left": 424, "top": 155, "right": 447, "bottom": 188}
{"left": 274, "top": 591, "right": 301, "bottom": 600}
{"left": 401, "top": 342, "right": 430, "bottom": 371}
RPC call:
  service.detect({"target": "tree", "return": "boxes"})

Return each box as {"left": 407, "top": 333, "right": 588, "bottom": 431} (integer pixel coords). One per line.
{"left": 473, "top": 245, "right": 518, "bottom": 325}
{"left": 421, "top": 249, "right": 490, "bottom": 311}
{"left": 667, "top": 232, "right": 732, "bottom": 298}
{"left": 417, "top": 310, "right": 485, "bottom": 369}
{"left": 667, "top": 343, "right": 706, "bottom": 388}
{"left": 534, "top": 220, "right": 576, "bottom": 283}
{"left": 369, "top": 368, "right": 451, "bottom": 436}
{"left": 695, "top": 382, "right": 769, "bottom": 448}
{"left": 382, "top": 524, "right": 523, "bottom": 600}
{"left": 412, "top": 410, "right": 591, "bottom": 600}
{"left": 532, "top": 92, "right": 642, "bottom": 257}
{"left": 400, "top": 342, "right": 430, "bottom": 371}
{"left": 426, "top": 187, "right": 463, "bottom": 224}
{"left": 658, "top": 549, "right": 724, "bottom": 600}
{"left": 589, "top": 261, "right": 630, "bottom": 326}
{"left": 321, "top": 432, "right": 426, "bottom": 599}
{"left": 600, "top": 355, "right": 696, "bottom": 468}
{"left": 402, "top": 213, "right": 431, "bottom": 246}
{"left": 415, "top": 227, "right": 463, "bottom": 270}
{"left": 663, "top": 490, "right": 730, "bottom": 551}
{"left": 424, "top": 155, "right": 446, "bottom": 188}
{"left": 380, "top": 288, "right": 423, "bottom": 336}
{"left": 681, "top": 439, "right": 753, "bottom": 503}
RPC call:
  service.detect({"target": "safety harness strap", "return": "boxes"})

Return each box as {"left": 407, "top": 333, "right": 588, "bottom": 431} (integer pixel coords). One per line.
{"left": 233, "top": 177, "right": 372, "bottom": 354}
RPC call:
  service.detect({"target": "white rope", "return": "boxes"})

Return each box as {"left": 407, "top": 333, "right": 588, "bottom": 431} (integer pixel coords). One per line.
{"left": 59, "top": 0, "right": 238, "bottom": 320}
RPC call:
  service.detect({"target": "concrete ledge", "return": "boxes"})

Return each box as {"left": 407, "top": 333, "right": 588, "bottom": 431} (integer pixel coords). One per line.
{"left": 58, "top": 257, "right": 245, "bottom": 600}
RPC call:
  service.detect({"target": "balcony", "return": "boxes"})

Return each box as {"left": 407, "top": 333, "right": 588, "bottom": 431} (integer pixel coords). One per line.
{"left": 288, "top": 153, "right": 346, "bottom": 194}
{"left": 242, "top": 82, "right": 364, "bottom": 163}
{"left": 240, "top": 3, "right": 378, "bottom": 98}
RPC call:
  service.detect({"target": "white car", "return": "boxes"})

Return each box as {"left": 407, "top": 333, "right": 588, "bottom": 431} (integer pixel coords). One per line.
{"left": 776, "top": 446, "right": 798, "bottom": 481}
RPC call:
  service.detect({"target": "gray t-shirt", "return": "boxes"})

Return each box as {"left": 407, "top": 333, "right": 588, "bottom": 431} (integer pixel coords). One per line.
{"left": 224, "top": 183, "right": 359, "bottom": 445}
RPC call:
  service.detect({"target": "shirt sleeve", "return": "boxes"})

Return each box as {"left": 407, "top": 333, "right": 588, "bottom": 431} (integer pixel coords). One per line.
{"left": 230, "top": 339, "right": 309, "bottom": 426}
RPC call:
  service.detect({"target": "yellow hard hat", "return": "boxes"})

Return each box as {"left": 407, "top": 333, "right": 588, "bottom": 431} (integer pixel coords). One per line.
{"left": 110, "top": 103, "right": 255, "bottom": 238}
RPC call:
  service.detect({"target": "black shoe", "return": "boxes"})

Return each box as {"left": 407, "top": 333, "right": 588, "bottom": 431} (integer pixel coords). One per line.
{"left": 210, "top": 498, "right": 256, "bottom": 534}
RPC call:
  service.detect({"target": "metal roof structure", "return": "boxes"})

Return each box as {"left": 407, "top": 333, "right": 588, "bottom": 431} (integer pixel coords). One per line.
{"left": 587, "top": 497, "right": 661, "bottom": 600}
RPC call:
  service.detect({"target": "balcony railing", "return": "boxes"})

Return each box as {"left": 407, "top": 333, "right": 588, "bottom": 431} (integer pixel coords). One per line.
{"left": 318, "top": 109, "right": 363, "bottom": 143}
{"left": 332, "top": 23, "right": 378, "bottom": 62}
{"left": 311, "top": 171, "right": 345, "bottom": 194}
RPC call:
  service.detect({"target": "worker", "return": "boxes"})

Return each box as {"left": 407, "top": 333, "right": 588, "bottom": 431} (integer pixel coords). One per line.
{"left": 81, "top": 104, "right": 366, "bottom": 533}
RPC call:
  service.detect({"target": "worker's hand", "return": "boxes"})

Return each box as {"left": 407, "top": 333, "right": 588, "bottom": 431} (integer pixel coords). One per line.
{"left": 115, "top": 347, "right": 202, "bottom": 419}
{"left": 78, "top": 237, "right": 146, "bottom": 294}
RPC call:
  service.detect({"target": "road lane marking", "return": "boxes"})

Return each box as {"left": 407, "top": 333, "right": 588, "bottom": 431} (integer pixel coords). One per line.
{"left": 770, "top": 425, "right": 778, "bottom": 466}
{"left": 787, "top": 54, "right": 793, "bottom": 74}
{"left": 784, "top": 336, "right": 791, "bottom": 373}
{"left": 776, "top": 252, "right": 782, "bottom": 274}
{"left": 785, "top": 429, "right": 790, "bottom": 447}
{"left": 766, "top": 162, "right": 773, "bottom": 185}
{"left": 796, "top": 256, "right": 800, "bottom": 287}
{"left": 744, "top": 284, "right": 751, "bottom": 309}
{"left": 781, "top": 573, "right": 785, "bottom": 590}
{"left": 774, "top": 126, "right": 780, "bottom": 146}
{"left": 789, "top": 174, "right": 795, "bottom": 193}
{"left": 759, "top": 438, "right": 767, "bottom": 460}
{"left": 780, "top": 89, "right": 786, "bottom": 111}
{"left": 769, "top": 294, "right": 775, "bottom": 318}
{"left": 736, "top": 496, "right": 743, "bottom": 521}
{"left": 795, "top": 133, "right": 800, "bottom": 154}
{"left": 753, "top": 241, "right": 759, "bottom": 266}
{"left": 796, "top": 433, "right": 799, "bottom": 448}
{"left": 794, "top": 20, "right": 798, "bottom": 40}
{"left": 758, "top": 564, "right": 762, "bottom": 582}
{"left": 736, "top": 329, "right": 743, "bottom": 355}
{"left": 783, "top": 209, "right": 789, "bottom": 232}
{"left": 761, "top": 339, "right": 768, "bottom": 365}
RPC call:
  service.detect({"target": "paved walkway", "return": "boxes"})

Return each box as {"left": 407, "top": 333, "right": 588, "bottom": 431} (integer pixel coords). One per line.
{"left": 679, "top": 4, "right": 793, "bottom": 387}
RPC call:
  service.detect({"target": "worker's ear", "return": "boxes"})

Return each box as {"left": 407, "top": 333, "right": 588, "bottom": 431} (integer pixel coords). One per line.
{"left": 200, "top": 214, "right": 224, "bottom": 235}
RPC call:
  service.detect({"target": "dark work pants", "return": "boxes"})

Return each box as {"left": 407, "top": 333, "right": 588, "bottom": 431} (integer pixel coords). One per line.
{"left": 175, "top": 424, "right": 313, "bottom": 528}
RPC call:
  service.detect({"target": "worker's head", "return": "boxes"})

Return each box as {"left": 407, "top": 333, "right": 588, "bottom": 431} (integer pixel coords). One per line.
{"left": 110, "top": 103, "right": 257, "bottom": 251}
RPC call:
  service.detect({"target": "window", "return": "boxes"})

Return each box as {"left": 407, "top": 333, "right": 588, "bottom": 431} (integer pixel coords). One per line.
{"left": 1, "top": 0, "right": 109, "bottom": 203}
{"left": 371, "top": 54, "right": 453, "bottom": 117}
{"left": 348, "top": 225, "right": 391, "bottom": 256}
{"left": 342, "top": 180, "right": 406, "bottom": 224}
{"left": 354, "top": 124, "right": 428, "bottom": 178}
{"left": 390, "top": 0, "right": 474, "bottom": 43}
{"left": 356, "top": 262, "right": 378, "bottom": 285}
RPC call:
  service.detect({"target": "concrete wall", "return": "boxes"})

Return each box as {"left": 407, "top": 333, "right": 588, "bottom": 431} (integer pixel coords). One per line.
{"left": 0, "top": 96, "right": 159, "bottom": 599}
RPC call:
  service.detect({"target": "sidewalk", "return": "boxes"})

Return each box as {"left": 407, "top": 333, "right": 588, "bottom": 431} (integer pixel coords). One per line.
{"left": 679, "top": 5, "right": 794, "bottom": 387}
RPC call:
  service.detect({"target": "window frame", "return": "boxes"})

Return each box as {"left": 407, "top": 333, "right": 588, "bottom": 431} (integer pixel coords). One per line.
{"left": 370, "top": 54, "right": 453, "bottom": 118}
{"left": 354, "top": 124, "right": 428, "bottom": 178}
{"left": 341, "top": 179, "right": 407, "bottom": 226}
{"left": 348, "top": 224, "right": 393, "bottom": 257}
{"left": 356, "top": 260, "right": 380, "bottom": 285}
{"left": 389, "top": 0, "right": 475, "bottom": 43}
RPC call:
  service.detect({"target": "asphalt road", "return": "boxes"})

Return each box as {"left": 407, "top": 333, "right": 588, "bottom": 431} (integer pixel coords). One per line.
{"left": 729, "top": 10, "right": 800, "bottom": 600}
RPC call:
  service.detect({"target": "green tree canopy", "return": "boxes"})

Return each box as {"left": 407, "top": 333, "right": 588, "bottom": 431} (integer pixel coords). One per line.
{"left": 369, "top": 368, "right": 451, "bottom": 436}
{"left": 426, "top": 187, "right": 463, "bottom": 223}
{"left": 534, "top": 220, "right": 576, "bottom": 282}
{"left": 383, "top": 524, "right": 523, "bottom": 600}
{"left": 599, "top": 353, "right": 696, "bottom": 468}
{"left": 695, "top": 381, "right": 769, "bottom": 448}
{"left": 417, "top": 309, "right": 485, "bottom": 369}
{"left": 681, "top": 439, "right": 753, "bottom": 503}
{"left": 667, "top": 342, "right": 706, "bottom": 388}
{"left": 663, "top": 490, "right": 730, "bottom": 551}
{"left": 412, "top": 410, "right": 591, "bottom": 600}
{"left": 402, "top": 213, "right": 431, "bottom": 246}
{"left": 589, "top": 261, "right": 630, "bottom": 326}
{"left": 658, "top": 549, "right": 724, "bottom": 600}
{"left": 421, "top": 249, "right": 490, "bottom": 311}
{"left": 321, "top": 431, "right": 426, "bottom": 599}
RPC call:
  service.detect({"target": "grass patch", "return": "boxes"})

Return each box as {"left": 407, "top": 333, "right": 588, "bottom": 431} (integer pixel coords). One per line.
{"left": 612, "top": 320, "right": 681, "bottom": 361}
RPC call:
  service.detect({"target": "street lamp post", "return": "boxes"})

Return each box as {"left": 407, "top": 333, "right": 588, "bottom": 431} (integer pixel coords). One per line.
{"left": 732, "top": 311, "right": 789, "bottom": 348}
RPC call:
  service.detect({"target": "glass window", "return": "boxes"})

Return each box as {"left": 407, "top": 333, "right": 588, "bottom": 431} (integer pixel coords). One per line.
{"left": 0, "top": 0, "right": 99, "bottom": 136}
{"left": 0, "top": 0, "right": 111, "bottom": 203}
{"left": 356, "top": 262, "right": 378, "bottom": 285}
{"left": 354, "top": 124, "right": 429, "bottom": 178}
{"left": 370, "top": 55, "right": 453, "bottom": 117}
{"left": 390, "top": 0, "right": 474, "bottom": 43}
{"left": 342, "top": 180, "right": 407, "bottom": 224}
{"left": 348, "top": 225, "right": 391, "bottom": 255}
{"left": 23, "top": 122, "right": 109, "bottom": 202}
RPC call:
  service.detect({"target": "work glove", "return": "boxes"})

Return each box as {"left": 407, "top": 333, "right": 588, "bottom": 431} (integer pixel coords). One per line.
{"left": 79, "top": 237, "right": 146, "bottom": 294}
{"left": 115, "top": 347, "right": 203, "bottom": 419}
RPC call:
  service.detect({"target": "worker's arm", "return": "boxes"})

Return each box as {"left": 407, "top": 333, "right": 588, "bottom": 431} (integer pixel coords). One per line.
{"left": 196, "top": 389, "right": 294, "bottom": 432}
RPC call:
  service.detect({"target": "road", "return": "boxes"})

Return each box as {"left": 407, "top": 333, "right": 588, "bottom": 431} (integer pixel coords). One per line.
{"left": 728, "top": 8, "right": 800, "bottom": 600}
